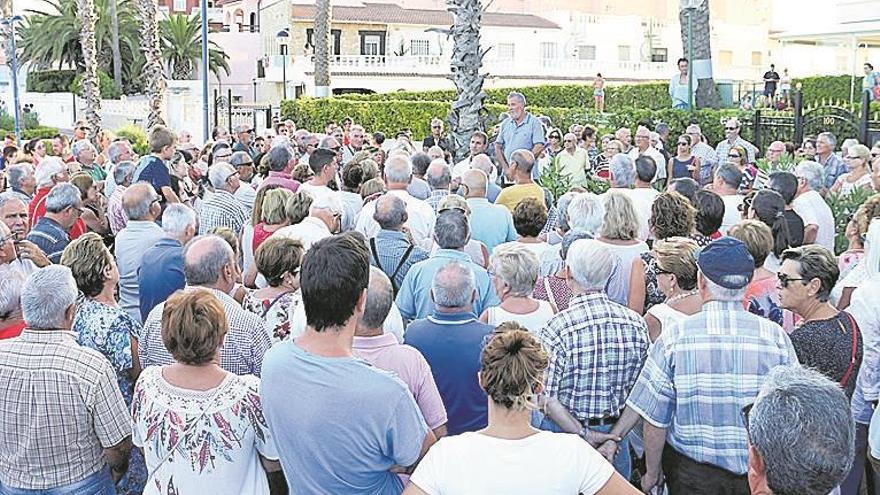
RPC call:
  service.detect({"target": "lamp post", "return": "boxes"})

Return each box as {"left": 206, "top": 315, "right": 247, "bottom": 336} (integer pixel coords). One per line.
{"left": 200, "top": 0, "right": 209, "bottom": 142}
{"left": 681, "top": 0, "right": 704, "bottom": 111}
{"left": 276, "top": 29, "right": 289, "bottom": 101}
{"left": 2, "top": 16, "right": 23, "bottom": 145}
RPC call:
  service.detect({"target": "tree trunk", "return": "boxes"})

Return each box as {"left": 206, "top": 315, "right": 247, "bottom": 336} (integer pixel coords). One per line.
{"left": 447, "top": 0, "right": 487, "bottom": 163}
{"left": 0, "top": 0, "right": 12, "bottom": 76}
{"left": 679, "top": 1, "right": 719, "bottom": 109}
{"left": 136, "top": 0, "right": 165, "bottom": 128}
{"left": 107, "top": 0, "right": 123, "bottom": 93}
{"left": 77, "top": 0, "right": 102, "bottom": 138}
{"left": 313, "top": 0, "right": 331, "bottom": 98}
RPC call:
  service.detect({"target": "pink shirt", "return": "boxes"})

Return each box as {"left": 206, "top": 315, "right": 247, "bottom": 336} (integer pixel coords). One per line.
{"left": 258, "top": 171, "right": 300, "bottom": 193}
{"left": 352, "top": 333, "right": 448, "bottom": 430}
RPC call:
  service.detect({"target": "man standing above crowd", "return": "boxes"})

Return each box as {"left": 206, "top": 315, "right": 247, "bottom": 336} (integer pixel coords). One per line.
{"left": 762, "top": 64, "right": 780, "bottom": 107}
{"left": 715, "top": 117, "right": 757, "bottom": 164}
{"left": 627, "top": 126, "right": 666, "bottom": 185}
{"left": 816, "top": 131, "right": 848, "bottom": 190}
{"left": 495, "top": 92, "right": 545, "bottom": 182}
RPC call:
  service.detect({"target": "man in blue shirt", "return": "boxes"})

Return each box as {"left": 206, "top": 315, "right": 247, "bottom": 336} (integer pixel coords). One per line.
{"left": 405, "top": 262, "right": 495, "bottom": 435}
{"left": 395, "top": 210, "right": 499, "bottom": 321}
{"left": 261, "top": 232, "right": 435, "bottom": 494}
{"left": 25, "top": 183, "right": 82, "bottom": 264}
{"left": 137, "top": 204, "right": 197, "bottom": 320}
{"left": 461, "top": 169, "right": 516, "bottom": 252}
{"left": 494, "top": 92, "right": 546, "bottom": 182}
{"left": 368, "top": 194, "right": 429, "bottom": 293}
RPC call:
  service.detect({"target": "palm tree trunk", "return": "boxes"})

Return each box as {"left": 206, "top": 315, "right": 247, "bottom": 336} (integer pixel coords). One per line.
{"left": 448, "top": 0, "right": 487, "bottom": 163}
{"left": 107, "top": 0, "right": 123, "bottom": 93}
{"left": 313, "top": 0, "right": 331, "bottom": 98}
{"left": 136, "top": 0, "right": 165, "bottom": 128}
{"left": 77, "top": 0, "right": 102, "bottom": 138}
{"left": 0, "top": 0, "right": 12, "bottom": 76}
{"left": 679, "top": 1, "right": 719, "bottom": 109}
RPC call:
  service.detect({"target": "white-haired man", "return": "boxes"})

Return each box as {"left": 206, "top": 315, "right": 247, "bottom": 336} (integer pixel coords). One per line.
{"left": 6, "top": 163, "right": 36, "bottom": 204}
{"left": 274, "top": 190, "right": 344, "bottom": 250}
{"left": 792, "top": 160, "right": 835, "bottom": 250}
{"left": 627, "top": 125, "right": 666, "bottom": 184}
{"left": 72, "top": 139, "right": 105, "bottom": 183}
{"left": 198, "top": 161, "right": 249, "bottom": 235}
{"left": 29, "top": 157, "right": 86, "bottom": 239}
{"left": 495, "top": 92, "right": 546, "bottom": 182}
{"left": 138, "top": 203, "right": 197, "bottom": 320}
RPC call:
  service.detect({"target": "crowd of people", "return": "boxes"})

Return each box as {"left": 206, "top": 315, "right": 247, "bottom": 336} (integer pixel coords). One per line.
{"left": 0, "top": 90, "right": 878, "bottom": 495}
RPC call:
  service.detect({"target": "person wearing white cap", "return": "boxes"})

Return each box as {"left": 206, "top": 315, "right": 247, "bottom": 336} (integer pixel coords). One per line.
{"left": 273, "top": 191, "right": 344, "bottom": 251}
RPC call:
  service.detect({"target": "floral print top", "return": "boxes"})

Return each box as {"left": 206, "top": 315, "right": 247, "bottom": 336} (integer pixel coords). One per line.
{"left": 131, "top": 367, "right": 278, "bottom": 495}
{"left": 241, "top": 290, "right": 301, "bottom": 344}
{"left": 73, "top": 298, "right": 138, "bottom": 406}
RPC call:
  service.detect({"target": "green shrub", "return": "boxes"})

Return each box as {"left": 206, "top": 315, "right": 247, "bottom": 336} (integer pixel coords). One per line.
{"left": 115, "top": 124, "right": 149, "bottom": 155}
{"left": 0, "top": 126, "right": 60, "bottom": 140}
{"left": 26, "top": 70, "right": 78, "bottom": 93}
{"left": 71, "top": 71, "right": 121, "bottom": 100}
{"left": 826, "top": 187, "right": 873, "bottom": 255}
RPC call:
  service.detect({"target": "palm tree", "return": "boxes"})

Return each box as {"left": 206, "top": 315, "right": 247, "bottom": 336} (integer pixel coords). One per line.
{"left": 447, "top": 0, "right": 487, "bottom": 162}
{"left": 313, "top": 0, "right": 331, "bottom": 98}
{"left": 76, "top": 0, "right": 102, "bottom": 136}
{"left": 679, "top": 1, "right": 719, "bottom": 109}
{"left": 135, "top": 0, "right": 164, "bottom": 127}
{"left": 160, "top": 14, "right": 230, "bottom": 80}
{"left": 107, "top": 0, "right": 122, "bottom": 92}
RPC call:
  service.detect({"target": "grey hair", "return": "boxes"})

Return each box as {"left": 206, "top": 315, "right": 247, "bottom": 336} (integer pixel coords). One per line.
{"left": 309, "top": 191, "right": 344, "bottom": 216}
{"left": 567, "top": 193, "right": 605, "bottom": 235}
{"left": 609, "top": 154, "right": 635, "bottom": 187}
{"left": 841, "top": 138, "right": 859, "bottom": 151}
{"left": 817, "top": 131, "right": 837, "bottom": 149}
{"left": 716, "top": 162, "right": 744, "bottom": 189}
{"left": 107, "top": 140, "right": 130, "bottom": 164}
{"left": 750, "top": 365, "right": 855, "bottom": 495}
{"left": 208, "top": 162, "right": 236, "bottom": 189}
{"left": 384, "top": 155, "right": 413, "bottom": 184}
{"left": 0, "top": 193, "right": 26, "bottom": 211}
{"left": 510, "top": 149, "right": 535, "bottom": 174}
{"left": 267, "top": 145, "right": 293, "bottom": 172}
{"left": 507, "top": 91, "right": 527, "bottom": 106}
{"left": 700, "top": 272, "right": 749, "bottom": 301}
{"left": 161, "top": 203, "right": 197, "bottom": 236}
{"left": 795, "top": 160, "right": 825, "bottom": 191}
{"left": 373, "top": 194, "right": 407, "bottom": 230}
{"left": 34, "top": 157, "right": 66, "bottom": 187}
{"left": 554, "top": 192, "right": 579, "bottom": 232}
{"left": 566, "top": 239, "right": 614, "bottom": 290}
{"left": 7, "top": 163, "right": 34, "bottom": 190}
{"left": 426, "top": 160, "right": 452, "bottom": 190}
{"left": 434, "top": 210, "right": 470, "bottom": 249}
{"left": 561, "top": 229, "right": 593, "bottom": 260}
{"left": 431, "top": 262, "right": 476, "bottom": 309}
{"left": 21, "top": 265, "right": 78, "bottom": 329}
{"left": 360, "top": 267, "right": 393, "bottom": 330}
{"left": 113, "top": 160, "right": 136, "bottom": 186}
{"left": 70, "top": 139, "right": 94, "bottom": 159}
{"left": 490, "top": 244, "right": 540, "bottom": 296}
{"left": 183, "top": 235, "right": 235, "bottom": 285}
{"left": 44, "top": 183, "right": 81, "bottom": 213}
{"left": 122, "top": 184, "right": 157, "bottom": 220}
{"left": 0, "top": 264, "right": 26, "bottom": 319}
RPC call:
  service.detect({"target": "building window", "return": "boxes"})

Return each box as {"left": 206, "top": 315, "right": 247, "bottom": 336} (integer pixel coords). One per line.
{"left": 651, "top": 47, "right": 668, "bottom": 63}
{"left": 359, "top": 31, "right": 386, "bottom": 56}
{"left": 577, "top": 45, "right": 596, "bottom": 60}
{"left": 410, "top": 39, "right": 430, "bottom": 56}
{"left": 497, "top": 43, "right": 515, "bottom": 61}
{"left": 751, "top": 51, "right": 762, "bottom": 66}
{"left": 173, "top": 0, "right": 186, "bottom": 12}
{"left": 540, "top": 42, "right": 558, "bottom": 61}
{"left": 718, "top": 50, "right": 733, "bottom": 66}
{"left": 306, "top": 28, "right": 342, "bottom": 55}
{"left": 618, "top": 45, "right": 631, "bottom": 62}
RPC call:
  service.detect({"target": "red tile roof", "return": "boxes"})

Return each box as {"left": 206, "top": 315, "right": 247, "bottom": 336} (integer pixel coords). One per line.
{"left": 291, "top": 2, "right": 560, "bottom": 29}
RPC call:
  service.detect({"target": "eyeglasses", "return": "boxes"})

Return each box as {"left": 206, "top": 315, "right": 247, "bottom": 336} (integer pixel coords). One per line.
{"left": 725, "top": 126, "right": 738, "bottom": 131}
{"left": 564, "top": 139, "right": 576, "bottom": 143}
{"left": 777, "top": 272, "right": 807, "bottom": 288}
{"left": 677, "top": 141, "right": 689, "bottom": 146}
{"left": 431, "top": 125, "right": 442, "bottom": 129}
{"left": 549, "top": 135, "right": 560, "bottom": 139}
{"left": 655, "top": 268, "right": 673, "bottom": 276}
{"left": 845, "top": 155, "right": 862, "bottom": 160}
{"left": 236, "top": 162, "right": 254, "bottom": 167}
{"left": 728, "top": 153, "right": 741, "bottom": 158}
{"left": 741, "top": 403, "right": 754, "bottom": 444}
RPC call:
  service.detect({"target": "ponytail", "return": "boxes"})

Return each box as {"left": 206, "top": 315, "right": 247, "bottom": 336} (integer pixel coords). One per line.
{"left": 771, "top": 211, "right": 793, "bottom": 259}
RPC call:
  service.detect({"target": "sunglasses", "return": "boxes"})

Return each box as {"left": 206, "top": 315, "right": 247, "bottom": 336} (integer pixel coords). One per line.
{"left": 777, "top": 272, "right": 807, "bottom": 288}
{"left": 728, "top": 153, "right": 741, "bottom": 158}
{"left": 725, "top": 126, "right": 738, "bottom": 131}
{"left": 550, "top": 135, "right": 560, "bottom": 139}
{"left": 845, "top": 155, "right": 862, "bottom": 160}
{"left": 677, "top": 141, "right": 689, "bottom": 146}
{"left": 655, "top": 268, "right": 673, "bottom": 276}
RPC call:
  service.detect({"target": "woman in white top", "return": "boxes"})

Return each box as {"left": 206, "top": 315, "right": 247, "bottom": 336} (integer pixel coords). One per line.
{"left": 405, "top": 325, "right": 637, "bottom": 495}
{"left": 832, "top": 144, "right": 874, "bottom": 196}
{"left": 597, "top": 192, "right": 649, "bottom": 305}
{"left": 131, "top": 289, "right": 281, "bottom": 495}
{"left": 644, "top": 238, "right": 702, "bottom": 342}
{"left": 494, "top": 197, "right": 553, "bottom": 260}
{"left": 480, "top": 243, "right": 556, "bottom": 332}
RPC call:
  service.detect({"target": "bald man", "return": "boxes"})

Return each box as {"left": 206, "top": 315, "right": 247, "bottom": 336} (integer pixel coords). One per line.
{"left": 468, "top": 154, "right": 502, "bottom": 203}
{"left": 116, "top": 183, "right": 165, "bottom": 322}
{"left": 462, "top": 169, "right": 516, "bottom": 253}
{"left": 425, "top": 159, "right": 452, "bottom": 212}
{"left": 368, "top": 194, "right": 430, "bottom": 292}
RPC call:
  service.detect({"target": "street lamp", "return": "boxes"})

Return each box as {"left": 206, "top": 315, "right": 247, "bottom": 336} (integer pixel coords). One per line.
{"left": 2, "top": 16, "right": 23, "bottom": 145}
{"left": 276, "top": 28, "right": 289, "bottom": 101}
{"left": 681, "top": 0, "right": 704, "bottom": 111}
{"left": 200, "top": 0, "right": 209, "bottom": 142}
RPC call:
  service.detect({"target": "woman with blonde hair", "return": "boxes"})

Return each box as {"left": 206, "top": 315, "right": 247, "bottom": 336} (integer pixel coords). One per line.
{"left": 644, "top": 237, "right": 702, "bottom": 341}
{"left": 597, "top": 191, "right": 648, "bottom": 305}
{"left": 832, "top": 143, "right": 873, "bottom": 195}
{"left": 242, "top": 186, "right": 292, "bottom": 288}
{"left": 480, "top": 244, "right": 556, "bottom": 332}
{"left": 405, "top": 324, "right": 636, "bottom": 495}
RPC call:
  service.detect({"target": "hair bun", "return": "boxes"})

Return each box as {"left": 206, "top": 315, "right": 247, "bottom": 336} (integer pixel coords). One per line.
{"left": 505, "top": 336, "right": 525, "bottom": 355}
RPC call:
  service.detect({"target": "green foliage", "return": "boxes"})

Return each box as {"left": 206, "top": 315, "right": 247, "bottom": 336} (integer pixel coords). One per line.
{"left": 160, "top": 14, "right": 230, "bottom": 80}
{"left": 0, "top": 127, "right": 59, "bottom": 139}
{"left": 26, "top": 70, "right": 78, "bottom": 93}
{"left": 114, "top": 124, "right": 148, "bottom": 155}
{"left": 826, "top": 187, "right": 873, "bottom": 255}
{"left": 71, "top": 70, "right": 121, "bottom": 99}
{"left": 793, "top": 75, "right": 859, "bottom": 107}
{"left": 755, "top": 153, "right": 797, "bottom": 173}
{"left": 583, "top": 175, "right": 610, "bottom": 195}
{"left": 538, "top": 161, "right": 572, "bottom": 202}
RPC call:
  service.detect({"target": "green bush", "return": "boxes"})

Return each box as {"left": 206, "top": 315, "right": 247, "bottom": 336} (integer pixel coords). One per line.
{"left": 115, "top": 124, "right": 149, "bottom": 155}
{"left": 71, "top": 71, "right": 121, "bottom": 100}
{"left": 0, "top": 126, "right": 60, "bottom": 140}
{"left": 26, "top": 70, "right": 78, "bottom": 93}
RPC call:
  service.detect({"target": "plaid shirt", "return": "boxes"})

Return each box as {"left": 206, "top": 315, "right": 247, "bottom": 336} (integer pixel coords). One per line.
{"left": 538, "top": 292, "right": 649, "bottom": 421}
{"left": 137, "top": 287, "right": 272, "bottom": 376}
{"left": 626, "top": 301, "right": 798, "bottom": 475}
{"left": 715, "top": 136, "right": 758, "bottom": 165}
{"left": 197, "top": 189, "right": 249, "bottom": 236}
{"left": 425, "top": 189, "right": 448, "bottom": 213}
{"left": 0, "top": 330, "right": 130, "bottom": 489}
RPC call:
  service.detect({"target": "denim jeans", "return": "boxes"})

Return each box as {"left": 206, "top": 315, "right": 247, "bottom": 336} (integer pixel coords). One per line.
{"left": 0, "top": 466, "right": 115, "bottom": 495}
{"left": 539, "top": 416, "right": 631, "bottom": 480}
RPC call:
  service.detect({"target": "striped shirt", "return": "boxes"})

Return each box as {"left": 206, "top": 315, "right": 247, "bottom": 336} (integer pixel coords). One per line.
{"left": 626, "top": 300, "right": 798, "bottom": 475}
{"left": 538, "top": 292, "right": 649, "bottom": 421}
{"left": 26, "top": 216, "right": 69, "bottom": 264}
{"left": 198, "top": 189, "right": 249, "bottom": 236}
{"left": 368, "top": 230, "right": 429, "bottom": 291}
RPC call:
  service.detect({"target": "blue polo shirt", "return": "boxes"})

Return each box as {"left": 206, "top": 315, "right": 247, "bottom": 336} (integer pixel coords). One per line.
{"left": 133, "top": 155, "right": 171, "bottom": 198}
{"left": 466, "top": 197, "right": 517, "bottom": 253}
{"left": 496, "top": 112, "right": 546, "bottom": 179}
{"left": 137, "top": 238, "right": 185, "bottom": 321}
{"left": 404, "top": 311, "right": 494, "bottom": 435}
{"left": 395, "top": 249, "right": 500, "bottom": 321}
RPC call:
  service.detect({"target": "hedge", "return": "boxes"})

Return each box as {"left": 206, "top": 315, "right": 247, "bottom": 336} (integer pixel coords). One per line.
{"left": 26, "top": 70, "right": 78, "bottom": 93}
{"left": 0, "top": 126, "right": 60, "bottom": 139}
{"left": 280, "top": 97, "right": 751, "bottom": 146}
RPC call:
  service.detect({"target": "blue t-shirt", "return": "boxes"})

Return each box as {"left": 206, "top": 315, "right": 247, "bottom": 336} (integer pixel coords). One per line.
{"left": 137, "top": 238, "right": 184, "bottom": 321}
{"left": 260, "top": 340, "right": 428, "bottom": 494}
{"left": 496, "top": 113, "right": 546, "bottom": 179}
{"left": 134, "top": 155, "right": 171, "bottom": 198}
{"left": 404, "top": 312, "right": 494, "bottom": 435}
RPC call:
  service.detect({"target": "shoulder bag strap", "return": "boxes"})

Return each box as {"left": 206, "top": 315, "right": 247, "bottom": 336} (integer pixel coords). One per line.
{"left": 839, "top": 312, "right": 860, "bottom": 387}
{"left": 369, "top": 238, "right": 384, "bottom": 272}
{"left": 262, "top": 291, "right": 293, "bottom": 319}
{"left": 389, "top": 243, "right": 415, "bottom": 290}
{"left": 543, "top": 277, "right": 558, "bottom": 308}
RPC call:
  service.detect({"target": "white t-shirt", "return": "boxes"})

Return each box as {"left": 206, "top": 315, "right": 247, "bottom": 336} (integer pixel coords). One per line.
{"left": 410, "top": 431, "right": 614, "bottom": 495}
{"left": 613, "top": 188, "right": 659, "bottom": 241}
{"left": 627, "top": 146, "right": 667, "bottom": 181}
{"left": 297, "top": 182, "right": 336, "bottom": 205}
{"left": 792, "top": 190, "right": 836, "bottom": 252}
{"left": 355, "top": 189, "right": 436, "bottom": 244}
{"left": 720, "top": 194, "right": 744, "bottom": 235}
{"left": 453, "top": 157, "right": 498, "bottom": 183}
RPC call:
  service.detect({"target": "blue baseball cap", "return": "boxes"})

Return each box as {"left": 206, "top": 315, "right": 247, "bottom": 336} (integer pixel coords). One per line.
{"left": 697, "top": 237, "right": 755, "bottom": 289}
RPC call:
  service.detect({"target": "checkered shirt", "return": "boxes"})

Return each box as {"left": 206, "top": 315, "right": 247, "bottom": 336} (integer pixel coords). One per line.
{"left": 197, "top": 189, "right": 249, "bottom": 236}
{"left": 137, "top": 287, "right": 271, "bottom": 376}
{"left": 538, "top": 292, "right": 649, "bottom": 422}
{"left": 425, "top": 189, "right": 449, "bottom": 213}
{"left": 0, "top": 330, "right": 130, "bottom": 489}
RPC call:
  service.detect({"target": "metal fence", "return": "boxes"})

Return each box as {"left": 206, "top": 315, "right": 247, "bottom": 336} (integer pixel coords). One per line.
{"left": 212, "top": 88, "right": 273, "bottom": 134}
